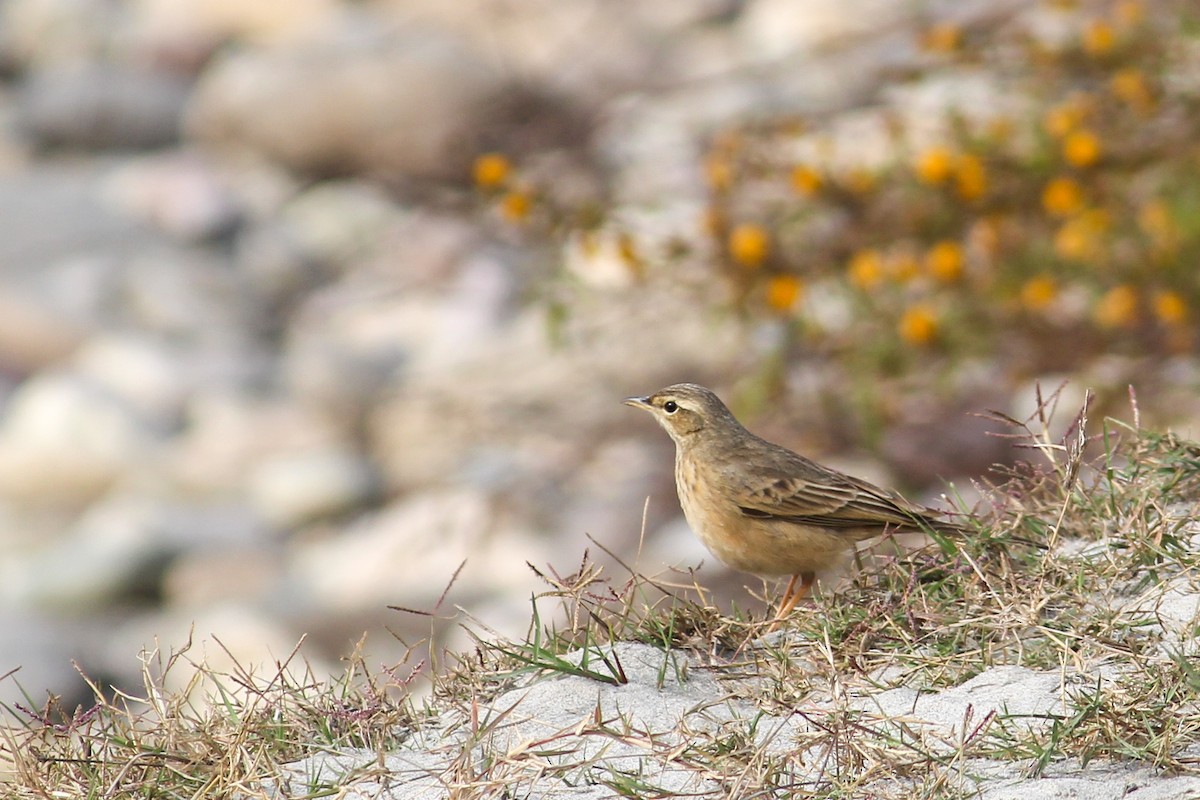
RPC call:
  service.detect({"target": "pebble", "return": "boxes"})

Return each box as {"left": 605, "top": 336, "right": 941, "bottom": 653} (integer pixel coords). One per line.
{"left": 17, "top": 62, "right": 191, "bottom": 150}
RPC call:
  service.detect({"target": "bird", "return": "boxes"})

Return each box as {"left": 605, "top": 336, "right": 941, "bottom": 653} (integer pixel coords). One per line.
{"left": 624, "top": 383, "right": 964, "bottom": 621}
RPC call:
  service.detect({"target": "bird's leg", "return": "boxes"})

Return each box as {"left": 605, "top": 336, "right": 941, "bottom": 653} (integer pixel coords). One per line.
{"left": 777, "top": 574, "right": 799, "bottom": 615}
{"left": 769, "top": 572, "right": 814, "bottom": 630}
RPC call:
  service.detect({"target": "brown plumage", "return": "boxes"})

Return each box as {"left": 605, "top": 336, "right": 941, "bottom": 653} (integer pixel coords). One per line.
{"left": 624, "top": 383, "right": 963, "bottom": 619}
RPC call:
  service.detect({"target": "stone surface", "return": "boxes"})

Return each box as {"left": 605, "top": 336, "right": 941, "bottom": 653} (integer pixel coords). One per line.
{"left": 185, "top": 18, "right": 518, "bottom": 181}
{"left": 248, "top": 447, "right": 379, "bottom": 529}
{"left": 17, "top": 62, "right": 191, "bottom": 150}
{"left": 274, "top": 641, "right": 1200, "bottom": 799}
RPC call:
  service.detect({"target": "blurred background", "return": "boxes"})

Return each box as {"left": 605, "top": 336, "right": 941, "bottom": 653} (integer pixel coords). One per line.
{"left": 0, "top": 0, "right": 1197, "bottom": 711}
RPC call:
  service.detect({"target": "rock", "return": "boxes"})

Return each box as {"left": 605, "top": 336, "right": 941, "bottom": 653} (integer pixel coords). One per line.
{"left": 168, "top": 393, "right": 347, "bottom": 495}
{"left": 0, "top": 290, "right": 86, "bottom": 374}
{"left": 369, "top": 284, "right": 750, "bottom": 492}
{"left": 185, "top": 18, "right": 517, "bottom": 181}
{"left": 0, "top": 162, "right": 172, "bottom": 294}
{"left": 71, "top": 333, "right": 191, "bottom": 434}
{"left": 161, "top": 545, "right": 282, "bottom": 608}
{"left": 738, "top": 0, "right": 909, "bottom": 61}
{"left": 101, "top": 153, "right": 242, "bottom": 241}
{"left": 0, "top": 494, "right": 266, "bottom": 609}
{"left": 275, "top": 642, "right": 1200, "bottom": 799}
{"left": 0, "top": 0, "right": 121, "bottom": 69}
{"left": 117, "top": 250, "right": 249, "bottom": 339}
{"left": 276, "top": 180, "right": 401, "bottom": 270}
{"left": 0, "top": 371, "right": 158, "bottom": 506}
{"left": 130, "top": 0, "right": 339, "bottom": 48}
{"left": 248, "top": 447, "right": 380, "bottom": 529}
{"left": 17, "top": 62, "right": 191, "bottom": 150}
{"left": 288, "top": 489, "right": 545, "bottom": 613}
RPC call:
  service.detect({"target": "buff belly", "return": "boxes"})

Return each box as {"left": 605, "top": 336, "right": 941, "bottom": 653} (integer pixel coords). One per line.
{"left": 688, "top": 511, "right": 853, "bottom": 576}
{"left": 674, "top": 470, "right": 856, "bottom": 577}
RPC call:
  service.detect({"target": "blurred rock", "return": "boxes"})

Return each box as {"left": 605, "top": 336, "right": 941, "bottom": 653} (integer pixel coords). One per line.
{"left": 0, "top": 495, "right": 266, "bottom": 609}
{"left": 0, "top": 0, "right": 122, "bottom": 69}
{"left": 168, "top": 394, "right": 348, "bottom": 496}
{"left": 102, "top": 153, "right": 242, "bottom": 241}
{"left": 0, "top": 291, "right": 86, "bottom": 374}
{"left": 17, "top": 62, "right": 191, "bottom": 150}
{"left": 376, "top": 0, "right": 745, "bottom": 102}
{"left": 185, "top": 20, "right": 518, "bottom": 181}
{"left": 116, "top": 251, "right": 260, "bottom": 359}
{"left": 162, "top": 545, "right": 281, "bottom": 608}
{"left": 288, "top": 489, "right": 545, "bottom": 612}
{"left": 130, "top": 0, "right": 339, "bottom": 49}
{"left": 276, "top": 181, "right": 400, "bottom": 270}
{"left": 370, "top": 284, "right": 750, "bottom": 491}
{"left": 0, "top": 371, "right": 158, "bottom": 506}
{"left": 0, "top": 162, "right": 172, "bottom": 292}
{"left": 248, "top": 447, "right": 380, "bottom": 529}
{"left": 71, "top": 334, "right": 190, "bottom": 434}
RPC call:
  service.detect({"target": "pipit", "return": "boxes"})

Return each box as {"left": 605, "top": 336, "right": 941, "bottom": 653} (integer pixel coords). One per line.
{"left": 624, "top": 383, "right": 963, "bottom": 620}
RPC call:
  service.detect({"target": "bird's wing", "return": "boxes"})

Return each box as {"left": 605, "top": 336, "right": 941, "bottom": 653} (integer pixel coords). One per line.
{"left": 731, "top": 453, "right": 948, "bottom": 533}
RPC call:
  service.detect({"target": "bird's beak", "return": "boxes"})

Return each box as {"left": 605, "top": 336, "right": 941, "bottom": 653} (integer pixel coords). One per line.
{"left": 623, "top": 395, "right": 653, "bottom": 411}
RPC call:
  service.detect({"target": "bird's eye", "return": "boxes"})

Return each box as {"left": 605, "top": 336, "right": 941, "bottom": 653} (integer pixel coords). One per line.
{"left": 663, "top": 401, "right": 678, "bottom": 413}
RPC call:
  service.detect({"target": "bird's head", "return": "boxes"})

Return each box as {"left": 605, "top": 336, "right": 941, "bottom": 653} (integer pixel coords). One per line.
{"left": 623, "top": 383, "right": 740, "bottom": 445}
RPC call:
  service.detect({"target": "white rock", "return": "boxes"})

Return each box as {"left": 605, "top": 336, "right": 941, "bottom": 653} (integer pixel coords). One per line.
{"left": 289, "top": 489, "right": 545, "bottom": 612}
{"left": 71, "top": 334, "right": 188, "bottom": 431}
{"left": 248, "top": 447, "right": 379, "bottom": 529}
{"left": 0, "top": 371, "right": 157, "bottom": 504}
{"left": 277, "top": 181, "right": 400, "bottom": 268}
{"left": 185, "top": 20, "right": 514, "bottom": 181}
{"left": 102, "top": 153, "right": 241, "bottom": 241}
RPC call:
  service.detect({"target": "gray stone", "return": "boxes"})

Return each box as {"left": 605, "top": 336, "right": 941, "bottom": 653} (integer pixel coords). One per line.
{"left": 101, "top": 153, "right": 242, "bottom": 241}
{"left": 17, "top": 62, "right": 191, "bottom": 150}
{"left": 185, "top": 18, "right": 516, "bottom": 181}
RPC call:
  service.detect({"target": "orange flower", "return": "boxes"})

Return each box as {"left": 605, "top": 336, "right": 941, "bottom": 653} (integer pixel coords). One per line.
{"left": 1114, "top": 0, "right": 1144, "bottom": 27}
{"left": 1082, "top": 20, "right": 1115, "bottom": 56}
{"left": 921, "top": 22, "right": 962, "bottom": 53}
{"left": 765, "top": 275, "right": 804, "bottom": 311}
{"left": 473, "top": 153, "right": 511, "bottom": 189}
{"left": 705, "top": 153, "right": 734, "bottom": 191}
{"left": 1153, "top": 290, "right": 1187, "bottom": 325}
{"left": 848, "top": 249, "right": 885, "bottom": 289}
{"left": 1054, "top": 211, "right": 1108, "bottom": 261}
{"left": 1042, "top": 177, "right": 1084, "bottom": 217}
{"left": 898, "top": 305, "right": 939, "bottom": 345}
{"left": 1111, "top": 68, "right": 1154, "bottom": 112}
{"left": 887, "top": 251, "right": 921, "bottom": 283}
{"left": 954, "top": 154, "right": 987, "bottom": 200}
{"left": 790, "top": 165, "right": 824, "bottom": 196}
{"left": 500, "top": 190, "right": 532, "bottom": 222}
{"left": 1043, "top": 102, "right": 1085, "bottom": 139}
{"left": 728, "top": 223, "right": 770, "bottom": 268}
{"left": 925, "top": 240, "right": 964, "bottom": 283}
{"left": 1093, "top": 285, "right": 1138, "bottom": 328}
{"left": 845, "top": 169, "right": 877, "bottom": 194}
{"left": 616, "top": 231, "right": 642, "bottom": 273}
{"left": 914, "top": 146, "right": 955, "bottom": 185}
{"left": 1063, "top": 130, "right": 1102, "bottom": 167}
{"left": 1020, "top": 276, "right": 1058, "bottom": 311}
{"left": 1139, "top": 200, "right": 1176, "bottom": 248}
{"left": 702, "top": 206, "right": 727, "bottom": 238}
